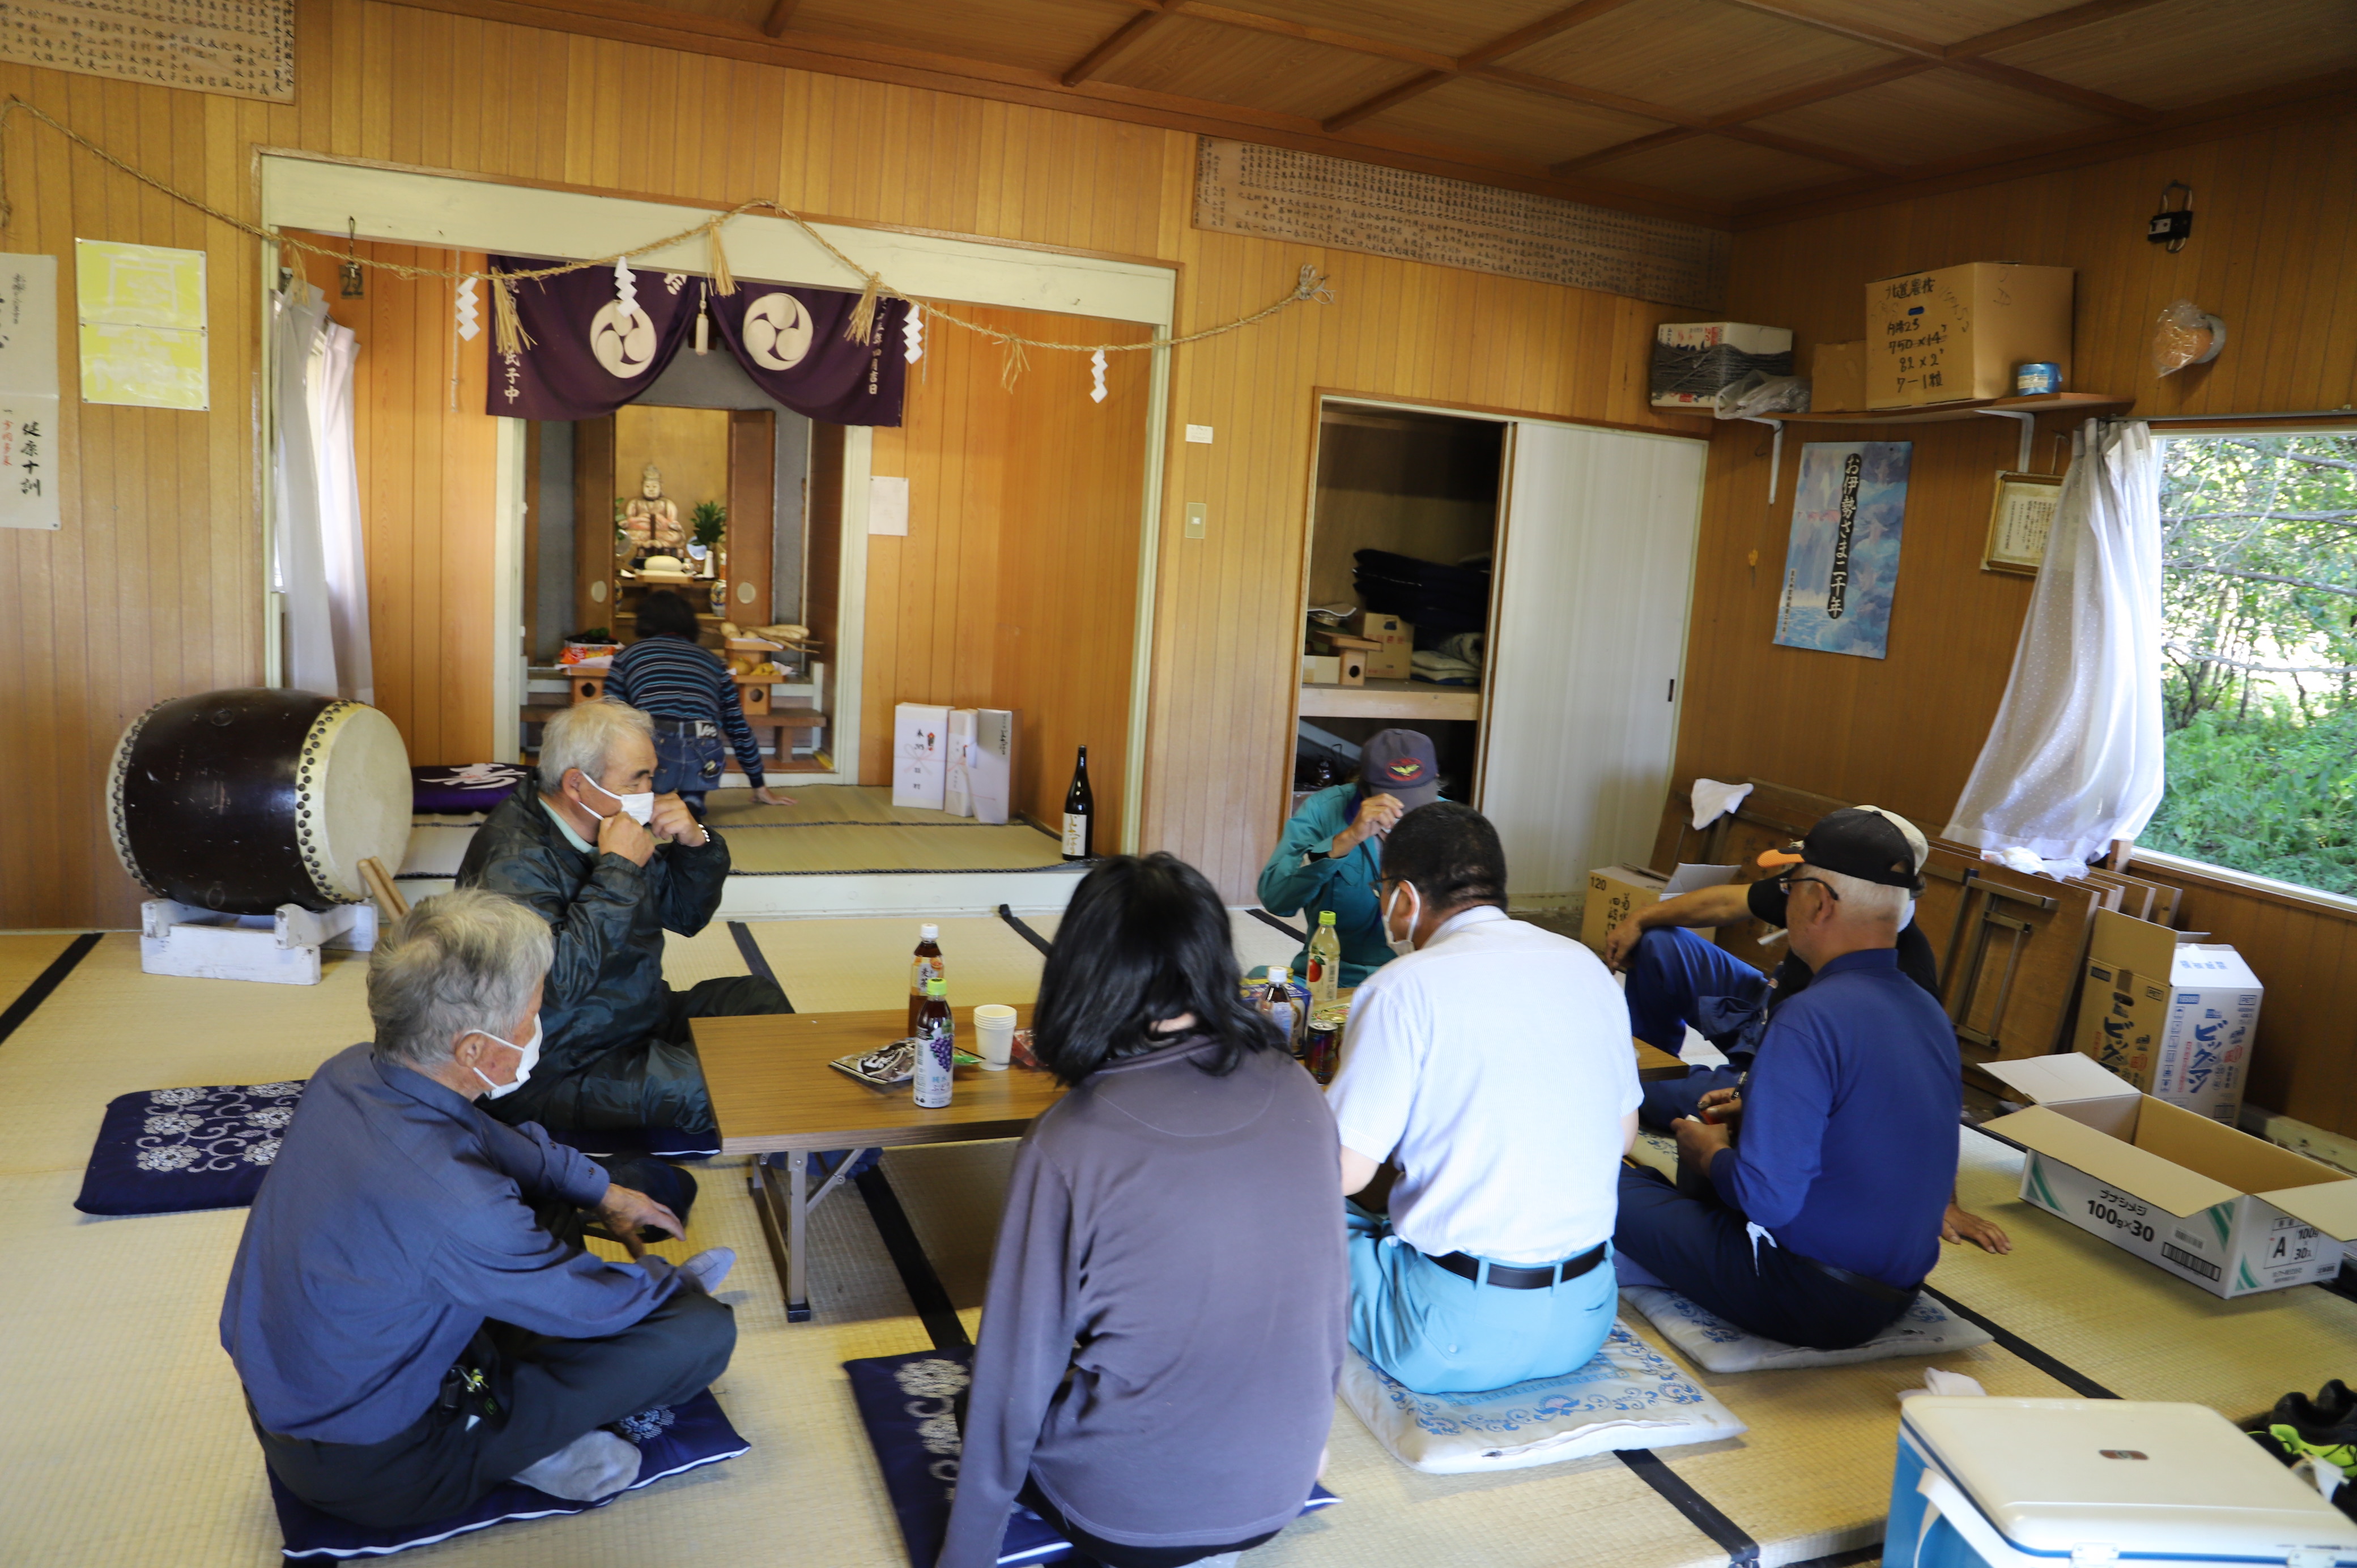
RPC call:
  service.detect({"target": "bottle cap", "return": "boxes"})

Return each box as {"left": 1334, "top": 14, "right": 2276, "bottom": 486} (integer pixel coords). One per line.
{"left": 1319, "top": 910, "right": 1337, "bottom": 924}
{"left": 1270, "top": 966, "right": 1289, "bottom": 982}
{"left": 926, "top": 978, "right": 947, "bottom": 996}
{"left": 920, "top": 923, "right": 939, "bottom": 940}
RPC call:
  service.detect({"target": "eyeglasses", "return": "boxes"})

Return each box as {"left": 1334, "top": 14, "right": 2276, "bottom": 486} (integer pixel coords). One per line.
{"left": 1775, "top": 871, "right": 1841, "bottom": 903}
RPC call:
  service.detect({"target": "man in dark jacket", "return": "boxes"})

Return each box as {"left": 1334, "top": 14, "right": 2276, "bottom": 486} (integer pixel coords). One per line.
{"left": 457, "top": 699, "right": 785, "bottom": 1135}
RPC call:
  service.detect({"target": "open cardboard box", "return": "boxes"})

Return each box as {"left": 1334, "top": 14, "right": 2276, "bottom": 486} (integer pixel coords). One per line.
{"left": 1984, "top": 1053, "right": 2357, "bottom": 1298}
{"left": 2071, "top": 908, "right": 2261, "bottom": 1124}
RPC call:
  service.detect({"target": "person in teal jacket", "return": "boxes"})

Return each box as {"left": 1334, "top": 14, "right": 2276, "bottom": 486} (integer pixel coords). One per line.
{"left": 1257, "top": 728, "right": 1444, "bottom": 988}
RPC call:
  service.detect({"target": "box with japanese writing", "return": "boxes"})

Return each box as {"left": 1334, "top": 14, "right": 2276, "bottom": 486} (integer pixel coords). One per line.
{"left": 2070, "top": 909, "right": 2261, "bottom": 1125}
{"left": 1865, "top": 263, "right": 2071, "bottom": 408}
{"left": 1580, "top": 864, "right": 1667, "bottom": 957}
{"left": 1982, "top": 1054, "right": 2356, "bottom": 1299}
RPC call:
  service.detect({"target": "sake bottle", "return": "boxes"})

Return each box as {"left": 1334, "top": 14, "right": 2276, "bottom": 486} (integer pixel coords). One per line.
{"left": 1060, "top": 746, "right": 1095, "bottom": 861}
{"left": 914, "top": 978, "right": 954, "bottom": 1109}
{"left": 909, "top": 923, "right": 944, "bottom": 1035}
{"left": 1306, "top": 910, "right": 1341, "bottom": 1013}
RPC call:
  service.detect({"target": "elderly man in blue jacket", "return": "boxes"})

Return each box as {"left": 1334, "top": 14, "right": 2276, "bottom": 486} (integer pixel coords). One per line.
{"left": 220, "top": 890, "right": 736, "bottom": 1531}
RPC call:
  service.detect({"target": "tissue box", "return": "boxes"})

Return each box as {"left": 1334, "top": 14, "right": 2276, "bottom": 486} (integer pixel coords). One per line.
{"left": 891, "top": 703, "right": 950, "bottom": 810}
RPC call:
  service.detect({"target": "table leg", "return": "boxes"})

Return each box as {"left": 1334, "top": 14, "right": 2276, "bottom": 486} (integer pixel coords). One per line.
{"left": 747, "top": 1154, "right": 797, "bottom": 1318}
{"left": 785, "top": 1149, "right": 811, "bottom": 1322}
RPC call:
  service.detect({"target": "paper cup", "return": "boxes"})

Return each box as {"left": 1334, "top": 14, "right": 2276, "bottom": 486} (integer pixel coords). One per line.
{"left": 973, "top": 1004, "right": 1018, "bottom": 1070}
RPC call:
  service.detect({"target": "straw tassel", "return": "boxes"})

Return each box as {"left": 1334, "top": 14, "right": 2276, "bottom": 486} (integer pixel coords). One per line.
{"left": 706, "top": 220, "right": 737, "bottom": 297}
{"left": 844, "top": 270, "right": 883, "bottom": 344}
{"left": 491, "top": 274, "right": 534, "bottom": 355}
{"left": 998, "top": 336, "right": 1030, "bottom": 392}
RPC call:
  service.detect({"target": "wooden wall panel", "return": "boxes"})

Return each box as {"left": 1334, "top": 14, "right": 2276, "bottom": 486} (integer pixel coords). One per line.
{"left": 1674, "top": 107, "right": 2357, "bottom": 1135}
{"left": 725, "top": 410, "right": 775, "bottom": 629}
{"left": 862, "top": 305, "right": 1152, "bottom": 845}
{"left": 301, "top": 242, "right": 499, "bottom": 769}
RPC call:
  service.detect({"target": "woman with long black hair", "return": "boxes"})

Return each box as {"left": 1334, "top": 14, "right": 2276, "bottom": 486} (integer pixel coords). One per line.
{"left": 938, "top": 853, "right": 1345, "bottom": 1568}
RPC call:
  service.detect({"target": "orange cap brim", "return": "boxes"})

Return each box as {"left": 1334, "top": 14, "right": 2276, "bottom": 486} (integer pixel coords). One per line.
{"left": 1755, "top": 847, "right": 1803, "bottom": 869}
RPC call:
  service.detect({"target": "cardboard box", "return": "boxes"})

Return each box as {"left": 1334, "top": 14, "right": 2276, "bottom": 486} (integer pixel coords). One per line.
{"left": 942, "top": 708, "right": 976, "bottom": 818}
{"left": 891, "top": 702, "right": 950, "bottom": 810}
{"left": 1866, "top": 263, "right": 2073, "bottom": 408}
{"left": 966, "top": 708, "right": 1014, "bottom": 825}
{"left": 1300, "top": 654, "right": 1341, "bottom": 685}
{"left": 1343, "top": 611, "right": 1411, "bottom": 680}
{"left": 2071, "top": 909, "right": 2262, "bottom": 1124}
{"left": 1810, "top": 340, "right": 1866, "bottom": 413}
{"left": 1581, "top": 864, "right": 1668, "bottom": 956}
{"left": 1650, "top": 321, "right": 1794, "bottom": 411}
{"left": 1983, "top": 1053, "right": 2357, "bottom": 1298}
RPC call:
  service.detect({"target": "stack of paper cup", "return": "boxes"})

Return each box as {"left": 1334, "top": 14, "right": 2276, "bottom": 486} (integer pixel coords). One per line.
{"left": 972, "top": 1005, "right": 1018, "bottom": 1070}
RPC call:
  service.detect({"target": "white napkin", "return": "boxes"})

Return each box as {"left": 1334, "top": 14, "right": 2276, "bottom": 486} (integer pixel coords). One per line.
{"left": 1896, "top": 1368, "right": 1988, "bottom": 1403}
{"left": 1689, "top": 778, "right": 1754, "bottom": 830}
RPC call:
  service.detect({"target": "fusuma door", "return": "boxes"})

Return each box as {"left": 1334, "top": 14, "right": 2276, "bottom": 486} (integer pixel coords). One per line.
{"left": 1478, "top": 422, "right": 1705, "bottom": 902}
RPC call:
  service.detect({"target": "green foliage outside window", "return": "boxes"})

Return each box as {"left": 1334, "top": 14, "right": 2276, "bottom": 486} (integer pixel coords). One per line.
{"left": 2143, "top": 434, "right": 2356, "bottom": 895}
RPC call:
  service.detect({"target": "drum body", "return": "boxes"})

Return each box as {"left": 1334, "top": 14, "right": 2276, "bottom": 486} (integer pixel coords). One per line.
{"left": 109, "top": 688, "right": 413, "bottom": 914}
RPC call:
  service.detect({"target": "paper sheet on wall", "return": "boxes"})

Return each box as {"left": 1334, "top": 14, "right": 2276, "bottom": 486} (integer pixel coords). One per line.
{"left": 867, "top": 474, "right": 909, "bottom": 536}
{"left": 0, "top": 0, "right": 295, "bottom": 103}
{"left": 75, "top": 239, "right": 207, "bottom": 410}
{"left": 0, "top": 254, "right": 59, "bottom": 530}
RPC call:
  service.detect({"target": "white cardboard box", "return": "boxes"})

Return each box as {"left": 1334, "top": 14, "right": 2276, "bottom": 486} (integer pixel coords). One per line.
{"left": 2071, "top": 909, "right": 2262, "bottom": 1124}
{"left": 943, "top": 708, "right": 977, "bottom": 818}
{"left": 967, "top": 709, "right": 1015, "bottom": 826}
{"left": 1983, "top": 1053, "right": 2357, "bottom": 1298}
{"left": 892, "top": 702, "right": 951, "bottom": 810}
{"left": 1650, "top": 321, "right": 1793, "bottom": 410}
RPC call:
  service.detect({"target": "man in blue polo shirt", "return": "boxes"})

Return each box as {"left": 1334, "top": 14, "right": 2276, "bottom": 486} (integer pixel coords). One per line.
{"left": 1613, "top": 808, "right": 1959, "bottom": 1350}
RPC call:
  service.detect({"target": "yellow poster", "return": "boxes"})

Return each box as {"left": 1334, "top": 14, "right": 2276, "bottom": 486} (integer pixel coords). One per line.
{"left": 74, "top": 239, "right": 207, "bottom": 410}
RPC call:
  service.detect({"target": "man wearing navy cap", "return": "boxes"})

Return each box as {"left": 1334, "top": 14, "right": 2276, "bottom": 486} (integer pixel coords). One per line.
{"left": 1612, "top": 808, "right": 1963, "bottom": 1349}
{"left": 1258, "top": 728, "right": 1443, "bottom": 988}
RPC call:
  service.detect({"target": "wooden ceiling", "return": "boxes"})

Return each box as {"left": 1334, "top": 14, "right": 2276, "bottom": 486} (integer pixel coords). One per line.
{"left": 422, "top": 0, "right": 2357, "bottom": 225}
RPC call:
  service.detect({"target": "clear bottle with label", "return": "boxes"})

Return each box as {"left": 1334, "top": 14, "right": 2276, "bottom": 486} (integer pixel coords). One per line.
{"left": 909, "top": 923, "right": 943, "bottom": 1036}
{"left": 914, "top": 977, "right": 955, "bottom": 1109}
{"left": 1061, "top": 746, "right": 1095, "bottom": 860}
{"left": 1306, "top": 910, "right": 1341, "bottom": 1013}
{"left": 1260, "top": 965, "right": 1301, "bottom": 1054}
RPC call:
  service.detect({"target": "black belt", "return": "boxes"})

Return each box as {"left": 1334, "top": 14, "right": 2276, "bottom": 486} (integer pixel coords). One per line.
{"left": 1792, "top": 1250, "right": 1917, "bottom": 1307}
{"left": 1431, "top": 1239, "right": 1609, "bottom": 1290}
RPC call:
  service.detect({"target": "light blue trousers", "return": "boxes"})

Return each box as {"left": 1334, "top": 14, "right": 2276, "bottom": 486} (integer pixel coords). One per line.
{"left": 1345, "top": 1200, "right": 1619, "bottom": 1395}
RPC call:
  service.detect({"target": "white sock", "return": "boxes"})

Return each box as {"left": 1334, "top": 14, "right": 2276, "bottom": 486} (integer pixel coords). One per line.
{"left": 511, "top": 1429, "right": 643, "bottom": 1501}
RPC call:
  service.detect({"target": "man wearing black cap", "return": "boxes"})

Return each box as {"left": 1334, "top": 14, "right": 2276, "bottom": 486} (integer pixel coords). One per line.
{"left": 1258, "top": 728, "right": 1443, "bottom": 988}
{"left": 1611, "top": 808, "right": 1963, "bottom": 1349}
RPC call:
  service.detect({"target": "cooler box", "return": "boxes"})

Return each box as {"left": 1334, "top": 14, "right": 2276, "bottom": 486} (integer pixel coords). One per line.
{"left": 1888, "top": 1396, "right": 2357, "bottom": 1568}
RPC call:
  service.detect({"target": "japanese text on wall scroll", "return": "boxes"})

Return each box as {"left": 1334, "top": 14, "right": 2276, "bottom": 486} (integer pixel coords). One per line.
{"left": 0, "top": 0, "right": 294, "bottom": 103}
{"left": 1194, "top": 138, "right": 1727, "bottom": 311}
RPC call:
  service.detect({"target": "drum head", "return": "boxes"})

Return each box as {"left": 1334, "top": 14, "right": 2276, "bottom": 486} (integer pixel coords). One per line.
{"left": 298, "top": 703, "right": 412, "bottom": 904}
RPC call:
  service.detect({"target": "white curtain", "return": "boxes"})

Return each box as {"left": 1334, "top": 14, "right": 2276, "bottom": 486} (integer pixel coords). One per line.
{"left": 1943, "top": 419, "right": 2164, "bottom": 876}
{"left": 271, "top": 282, "right": 374, "bottom": 704}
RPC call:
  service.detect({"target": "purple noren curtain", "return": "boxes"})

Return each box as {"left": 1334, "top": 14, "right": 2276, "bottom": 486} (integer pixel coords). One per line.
{"left": 486, "top": 257, "right": 906, "bottom": 426}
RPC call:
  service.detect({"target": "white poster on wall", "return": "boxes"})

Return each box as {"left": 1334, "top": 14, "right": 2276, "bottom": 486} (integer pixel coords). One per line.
{"left": 0, "top": 253, "right": 59, "bottom": 531}
{"left": 868, "top": 474, "right": 909, "bottom": 536}
{"left": 75, "top": 238, "right": 209, "bottom": 411}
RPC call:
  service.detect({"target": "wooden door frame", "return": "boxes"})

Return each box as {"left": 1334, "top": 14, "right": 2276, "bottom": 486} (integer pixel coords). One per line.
{"left": 256, "top": 150, "right": 1175, "bottom": 809}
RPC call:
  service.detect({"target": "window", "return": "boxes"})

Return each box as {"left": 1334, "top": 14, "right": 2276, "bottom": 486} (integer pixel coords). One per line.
{"left": 2148, "top": 433, "right": 2356, "bottom": 896}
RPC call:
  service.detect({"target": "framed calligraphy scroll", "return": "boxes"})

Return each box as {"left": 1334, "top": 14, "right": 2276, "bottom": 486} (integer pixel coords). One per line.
{"left": 1984, "top": 470, "right": 2062, "bottom": 576}
{"left": 0, "top": 0, "right": 294, "bottom": 103}
{"left": 1193, "top": 138, "right": 1726, "bottom": 310}
{"left": 1773, "top": 441, "right": 1912, "bottom": 660}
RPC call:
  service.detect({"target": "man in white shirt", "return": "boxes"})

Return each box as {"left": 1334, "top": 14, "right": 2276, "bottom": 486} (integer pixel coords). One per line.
{"left": 1328, "top": 802, "right": 1640, "bottom": 1394}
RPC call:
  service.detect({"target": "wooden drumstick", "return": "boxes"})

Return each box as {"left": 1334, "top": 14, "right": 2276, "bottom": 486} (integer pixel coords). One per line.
{"left": 358, "top": 857, "right": 409, "bottom": 921}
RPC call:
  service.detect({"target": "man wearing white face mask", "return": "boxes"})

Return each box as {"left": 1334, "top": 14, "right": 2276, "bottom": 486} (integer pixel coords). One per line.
{"left": 222, "top": 891, "right": 738, "bottom": 1532}
{"left": 1324, "top": 803, "right": 1639, "bottom": 1394}
{"left": 458, "top": 699, "right": 788, "bottom": 1137}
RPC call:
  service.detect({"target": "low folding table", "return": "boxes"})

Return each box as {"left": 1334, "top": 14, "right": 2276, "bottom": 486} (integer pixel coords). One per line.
{"left": 694, "top": 1005, "right": 1691, "bottom": 1321}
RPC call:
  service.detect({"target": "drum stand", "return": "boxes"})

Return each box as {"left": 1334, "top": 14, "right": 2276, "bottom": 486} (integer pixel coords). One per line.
{"left": 138, "top": 898, "right": 380, "bottom": 986}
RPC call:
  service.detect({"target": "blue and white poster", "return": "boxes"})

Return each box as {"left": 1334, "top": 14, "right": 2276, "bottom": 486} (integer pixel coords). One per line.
{"left": 1775, "top": 440, "right": 1912, "bottom": 659}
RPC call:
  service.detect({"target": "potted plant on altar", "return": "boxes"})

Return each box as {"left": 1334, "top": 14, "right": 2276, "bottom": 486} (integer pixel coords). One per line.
{"left": 689, "top": 500, "right": 726, "bottom": 578}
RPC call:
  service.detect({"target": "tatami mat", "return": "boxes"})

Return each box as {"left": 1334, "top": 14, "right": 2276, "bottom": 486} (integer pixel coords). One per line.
{"left": 703, "top": 785, "right": 1026, "bottom": 829}
{"left": 0, "top": 930, "right": 78, "bottom": 1010}
{"left": 725, "top": 823, "right": 1069, "bottom": 875}
{"left": 1019, "top": 908, "right": 1307, "bottom": 977}
{"left": 741, "top": 915, "right": 1046, "bottom": 1014}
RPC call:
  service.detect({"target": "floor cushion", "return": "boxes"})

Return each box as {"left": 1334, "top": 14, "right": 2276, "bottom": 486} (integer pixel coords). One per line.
{"left": 268, "top": 1390, "right": 747, "bottom": 1559}
{"left": 1338, "top": 1321, "right": 1746, "bottom": 1475}
{"left": 74, "top": 1082, "right": 306, "bottom": 1216}
{"left": 844, "top": 1346, "right": 1338, "bottom": 1566}
{"left": 1620, "top": 1285, "right": 1993, "bottom": 1373}
{"left": 76, "top": 1081, "right": 713, "bottom": 1217}
{"left": 410, "top": 762, "right": 531, "bottom": 816}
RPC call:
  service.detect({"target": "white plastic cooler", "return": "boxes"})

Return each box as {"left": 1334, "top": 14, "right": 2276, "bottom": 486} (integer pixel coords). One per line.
{"left": 1888, "top": 1397, "right": 2357, "bottom": 1568}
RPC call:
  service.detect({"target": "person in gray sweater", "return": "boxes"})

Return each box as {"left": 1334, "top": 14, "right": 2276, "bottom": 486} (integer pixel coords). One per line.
{"left": 938, "top": 853, "right": 1346, "bottom": 1568}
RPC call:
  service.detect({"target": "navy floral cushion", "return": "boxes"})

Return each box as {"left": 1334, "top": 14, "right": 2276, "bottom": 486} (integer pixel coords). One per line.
{"left": 75, "top": 1083, "right": 305, "bottom": 1216}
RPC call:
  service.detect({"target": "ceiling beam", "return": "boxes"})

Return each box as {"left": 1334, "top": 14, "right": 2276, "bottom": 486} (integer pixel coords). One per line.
{"left": 1164, "top": 2, "right": 1452, "bottom": 71}
{"left": 1320, "top": 0, "right": 1642, "bottom": 133}
{"left": 1061, "top": 8, "right": 1170, "bottom": 87}
{"left": 1946, "top": 0, "right": 2171, "bottom": 58}
{"left": 1717, "top": 123, "right": 1905, "bottom": 176}
{"left": 1552, "top": 125, "right": 1697, "bottom": 175}
{"left": 758, "top": 0, "right": 795, "bottom": 37}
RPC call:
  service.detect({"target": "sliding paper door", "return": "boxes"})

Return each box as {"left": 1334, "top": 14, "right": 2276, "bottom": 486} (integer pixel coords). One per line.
{"left": 1479, "top": 422, "right": 1705, "bottom": 901}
